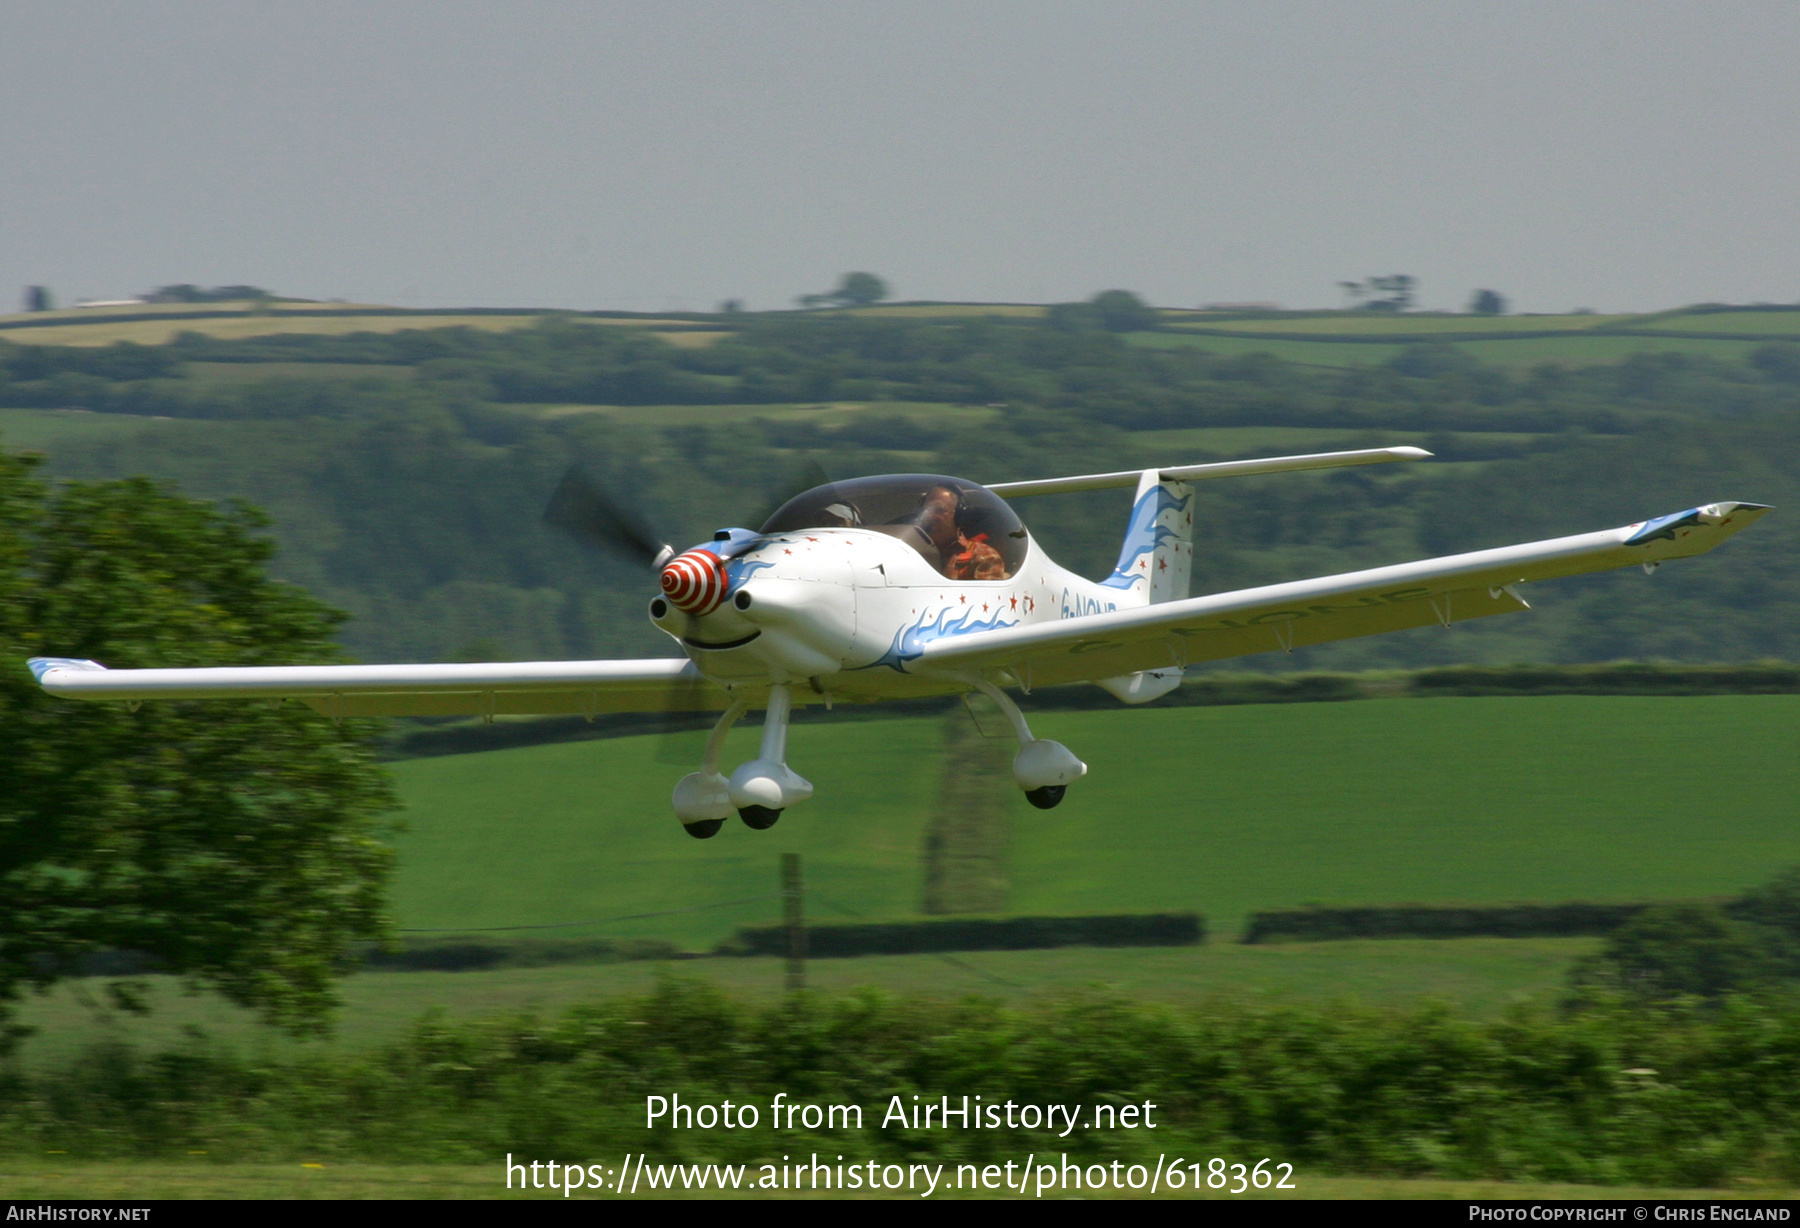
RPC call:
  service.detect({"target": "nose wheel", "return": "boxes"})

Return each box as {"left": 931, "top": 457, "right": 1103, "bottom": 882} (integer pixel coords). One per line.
{"left": 738, "top": 805, "right": 782, "bottom": 829}
{"left": 671, "top": 687, "right": 811, "bottom": 836}
{"left": 1024, "top": 785, "right": 1066, "bottom": 810}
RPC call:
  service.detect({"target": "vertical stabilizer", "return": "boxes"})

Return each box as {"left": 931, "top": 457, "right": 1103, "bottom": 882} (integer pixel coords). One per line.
{"left": 1101, "top": 470, "right": 1194, "bottom": 606}
{"left": 1095, "top": 470, "right": 1192, "bottom": 704}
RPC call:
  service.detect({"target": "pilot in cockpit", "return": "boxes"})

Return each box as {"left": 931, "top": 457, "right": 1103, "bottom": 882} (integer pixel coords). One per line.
{"left": 889, "top": 484, "right": 1006, "bottom": 581}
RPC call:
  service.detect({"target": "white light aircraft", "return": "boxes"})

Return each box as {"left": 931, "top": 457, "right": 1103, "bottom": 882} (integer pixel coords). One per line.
{"left": 29, "top": 447, "right": 1771, "bottom": 838}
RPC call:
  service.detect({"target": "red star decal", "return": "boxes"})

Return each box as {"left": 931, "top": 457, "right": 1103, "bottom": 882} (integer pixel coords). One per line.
{"left": 981, "top": 603, "right": 988, "bottom": 612}
{"left": 1139, "top": 560, "right": 1147, "bottom": 569}
{"left": 1010, "top": 596, "right": 1018, "bottom": 610}
{"left": 1158, "top": 558, "right": 1168, "bottom": 571}
{"left": 783, "top": 549, "right": 793, "bottom": 555}
{"left": 806, "top": 536, "right": 819, "bottom": 543}
{"left": 959, "top": 594, "right": 966, "bottom": 604}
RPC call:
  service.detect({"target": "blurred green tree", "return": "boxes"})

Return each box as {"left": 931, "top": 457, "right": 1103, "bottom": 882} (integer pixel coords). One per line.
{"left": 1090, "top": 289, "right": 1159, "bottom": 332}
{"left": 798, "top": 272, "right": 890, "bottom": 309}
{"left": 1468, "top": 289, "right": 1508, "bottom": 316}
{"left": 833, "top": 272, "right": 889, "bottom": 307}
{"left": 1751, "top": 342, "right": 1800, "bottom": 383}
{"left": 1045, "top": 290, "right": 1158, "bottom": 333}
{"left": 0, "top": 446, "right": 396, "bottom": 1045}
{"left": 1339, "top": 275, "right": 1415, "bottom": 312}
{"left": 1569, "top": 902, "right": 1787, "bottom": 1004}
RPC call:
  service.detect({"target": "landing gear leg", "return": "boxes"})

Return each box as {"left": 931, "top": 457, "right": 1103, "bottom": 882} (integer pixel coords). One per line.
{"left": 966, "top": 675, "right": 1086, "bottom": 809}
{"left": 728, "top": 683, "right": 814, "bottom": 828}
{"left": 672, "top": 700, "right": 746, "bottom": 838}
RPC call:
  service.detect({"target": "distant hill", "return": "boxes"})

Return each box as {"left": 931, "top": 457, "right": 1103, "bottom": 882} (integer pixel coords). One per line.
{"left": 4, "top": 297, "right": 1797, "bottom": 366}
{"left": 2, "top": 299, "right": 1795, "bottom": 666}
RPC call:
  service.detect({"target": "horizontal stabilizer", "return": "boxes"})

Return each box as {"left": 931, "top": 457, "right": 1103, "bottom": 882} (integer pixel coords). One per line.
{"left": 987, "top": 446, "right": 1430, "bottom": 498}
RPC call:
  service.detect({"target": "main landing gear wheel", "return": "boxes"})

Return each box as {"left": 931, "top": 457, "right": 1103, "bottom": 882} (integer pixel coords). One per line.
{"left": 738, "top": 805, "right": 782, "bottom": 830}
{"left": 1024, "top": 785, "right": 1066, "bottom": 810}
{"left": 682, "top": 819, "right": 726, "bottom": 839}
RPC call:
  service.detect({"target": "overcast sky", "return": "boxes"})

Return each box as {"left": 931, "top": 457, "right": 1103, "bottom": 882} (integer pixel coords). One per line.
{"left": 3, "top": 1, "right": 1797, "bottom": 315}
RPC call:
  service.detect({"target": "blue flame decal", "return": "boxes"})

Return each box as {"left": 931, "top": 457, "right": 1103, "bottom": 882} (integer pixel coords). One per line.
{"left": 867, "top": 603, "right": 1018, "bottom": 672}
{"left": 724, "top": 558, "right": 774, "bottom": 591}
{"left": 1102, "top": 484, "right": 1191, "bottom": 590}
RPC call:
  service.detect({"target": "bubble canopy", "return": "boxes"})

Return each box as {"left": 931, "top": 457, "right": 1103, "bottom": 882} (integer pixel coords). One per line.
{"left": 759, "top": 474, "right": 1029, "bottom": 581}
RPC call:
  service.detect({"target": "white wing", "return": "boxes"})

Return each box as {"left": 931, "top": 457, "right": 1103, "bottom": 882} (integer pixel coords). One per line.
{"left": 916, "top": 501, "right": 1773, "bottom": 688}
{"left": 986, "top": 445, "right": 1429, "bottom": 497}
{"left": 28, "top": 656, "right": 728, "bottom": 718}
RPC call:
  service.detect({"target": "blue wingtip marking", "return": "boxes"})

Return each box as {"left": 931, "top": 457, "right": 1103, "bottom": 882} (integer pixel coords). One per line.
{"left": 1626, "top": 507, "right": 1706, "bottom": 545}
{"left": 28, "top": 656, "right": 104, "bottom": 682}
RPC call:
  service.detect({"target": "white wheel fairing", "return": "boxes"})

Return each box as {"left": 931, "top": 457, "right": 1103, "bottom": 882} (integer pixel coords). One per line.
{"left": 1012, "top": 739, "right": 1088, "bottom": 790}
{"left": 672, "top": 771, "right": 733, "bottom": 823}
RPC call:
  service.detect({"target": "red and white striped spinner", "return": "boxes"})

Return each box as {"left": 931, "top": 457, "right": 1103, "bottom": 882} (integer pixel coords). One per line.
{"left": 660, "top": 548, "right": 730, "bottom": 615}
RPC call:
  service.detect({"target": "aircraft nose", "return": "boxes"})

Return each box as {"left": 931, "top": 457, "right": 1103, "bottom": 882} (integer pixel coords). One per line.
{"left": 660, "top": 548, "right": 729, "bottom": 614}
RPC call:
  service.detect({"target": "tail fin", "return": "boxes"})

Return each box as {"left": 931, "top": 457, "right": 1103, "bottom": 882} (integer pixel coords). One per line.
{"left": 1101, "top": 470, "right": 1194, "bottom": 606}
{"left": 1095, "top": 471, "right": 1191, "bottom": 704}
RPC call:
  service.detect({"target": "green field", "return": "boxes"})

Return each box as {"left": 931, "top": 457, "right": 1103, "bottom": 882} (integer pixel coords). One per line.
{"left": 0, "top": 406, "right": 206, "bottom": 450}
{"left": 182, "top": 360, "right": 418, "bottom": 387}
{"left": 1637, "top": 310, "right": 1800, "bottom": 336}
{"left": 1123, "top": 427, "right": 1564, "bottom": 457}
{"left": 1131, "top": 325, "right": 1772, "bottom": 368}
{"left": 0, "top": 304, "right": 705, "bottom": 347}
{"left": 1452, "top": 334, "right": 1766, "bottom": 367}
{"left": 14, "top": 694, "right": 1794, "bottom": 1069}
{"left": 378, "top": 696, "right": 1800, "bottom": 944}
{"left": 1165, "top": 312, "right": 1636, "bottom": 335}
{"left": 531, "top": 399, "right": 1002, "bottom": 430}
{"left": 1127, "top": 330, "right": 1408, "bottom": 365}
{"left": 0, "top": 310, "right": 551, "bottom": 347}
{"left": 4, "top": 299, "right": 1795, "bottom": 365}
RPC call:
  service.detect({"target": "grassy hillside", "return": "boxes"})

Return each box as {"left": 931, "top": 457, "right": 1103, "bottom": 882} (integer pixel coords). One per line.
{"left": 5, "top": 297, "right": 1795, "bottom": 667}
{"left": 0, "top": 302, "right": 708, "bottom": 347}
{"left": 1132, "top": 329, "right": 1771, "bottom": 368}
{"left": 4, "top": 298, "right": 1797, "bottom": 365}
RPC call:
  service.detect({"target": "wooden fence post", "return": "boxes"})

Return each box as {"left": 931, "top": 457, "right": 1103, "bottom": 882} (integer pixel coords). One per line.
{"left": 782, "top": 852, "right": 806, "bottom": 992}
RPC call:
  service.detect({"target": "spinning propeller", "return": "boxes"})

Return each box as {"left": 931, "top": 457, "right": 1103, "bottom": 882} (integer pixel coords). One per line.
{"left": 541, "top": 460, "right": 836, "bottom": 767}
{"left": 543, "top": 460, "right": 832, "bottom": 576}
{"left": 543, "top": 467, "right": 676, "bottom": 571}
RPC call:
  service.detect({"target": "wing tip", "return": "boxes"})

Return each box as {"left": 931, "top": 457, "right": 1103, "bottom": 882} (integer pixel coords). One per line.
{"left": 27, "top": 656, "right": 106, "bottom": 684}
{"left": 1624, "top": 500, "right": 1774, "bottom": 546}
